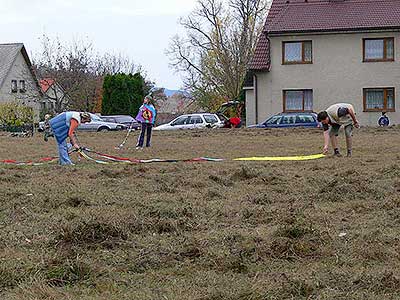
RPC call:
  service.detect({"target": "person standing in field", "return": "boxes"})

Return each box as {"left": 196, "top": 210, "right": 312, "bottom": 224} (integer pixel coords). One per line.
{"left": 49, "top": 112, "right": 91, "bottom": 165}
{"left": 317, "top": 103, "right": 360, "bottom": 157}
{"left": 135, "top": 95, "right": 157, "bottom": 149}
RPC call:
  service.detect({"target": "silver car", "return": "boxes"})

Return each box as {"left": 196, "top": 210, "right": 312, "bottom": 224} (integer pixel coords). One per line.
{"left": 38, "top": 113, "right": 126, "bottom": 132}
{"left": 154, "top": 113, "right": 224, "bottom": 131}
{"left": 79, "top": 113, "right": 126, "bottom": 131}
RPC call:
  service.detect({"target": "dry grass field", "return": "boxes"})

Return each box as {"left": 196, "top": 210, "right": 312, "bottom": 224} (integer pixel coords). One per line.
{"left": 0, "top": 127, "right": 399, "bottom": 300}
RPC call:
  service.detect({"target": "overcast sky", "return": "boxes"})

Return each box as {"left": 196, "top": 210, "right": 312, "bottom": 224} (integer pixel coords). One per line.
{"left": 0, "top": 0, "right": 199, "bottom": 89}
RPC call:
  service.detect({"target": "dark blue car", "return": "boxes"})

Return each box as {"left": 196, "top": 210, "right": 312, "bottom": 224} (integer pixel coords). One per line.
{"left": 249, "top": 112, "right": 321, "bottom": 128}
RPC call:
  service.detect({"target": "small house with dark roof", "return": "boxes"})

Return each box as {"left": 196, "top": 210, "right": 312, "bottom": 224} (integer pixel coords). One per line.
{"left": 245, "top": 0, "right": 400, "bottom": 126}
{"left": 0, "top": 43, "right": 44, "bottom": 121}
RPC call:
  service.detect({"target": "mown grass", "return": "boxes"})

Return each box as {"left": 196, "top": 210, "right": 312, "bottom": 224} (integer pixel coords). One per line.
{"left": 0, "top": 127, "right": 399, "bottom": 299}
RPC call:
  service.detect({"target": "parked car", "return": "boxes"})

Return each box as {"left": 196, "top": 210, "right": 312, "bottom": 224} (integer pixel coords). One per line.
{"left": 248, "top": 112, "right": 321, "bottom": 129}
{"left": 100, "top": 115, "right": 141, "bottom": 130}
{"left": 38, "top": 113, "right": 126, "bottom": 132}
{"left": 154, "top": 113, "right": 224, "bottom": 131}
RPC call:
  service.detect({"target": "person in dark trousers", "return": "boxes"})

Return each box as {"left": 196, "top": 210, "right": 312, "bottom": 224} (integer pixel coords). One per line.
{"left": 378, "top": 112, "right": 390, "bottom": 127}
{"left": 135, "top": 95, "right": 157, "bottom": 149}
{"left": 317, "top": 103, "right": 360, "bottom": 157}
{"left": 49, "top": 112, "right": 91, "bottom": 165}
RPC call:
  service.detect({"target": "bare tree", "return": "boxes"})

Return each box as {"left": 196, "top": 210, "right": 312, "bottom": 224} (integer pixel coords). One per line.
{"left": 33, "top": 34, "right": 143, "bottom": 113}
{"left": 96, "top": 52, "right": 140, "bottom": 76}
{"left": 167, "top": 0, "right": 270, "bottom": 110}
{"left": 33, "top": 35, "right": 92, "bottom": 112}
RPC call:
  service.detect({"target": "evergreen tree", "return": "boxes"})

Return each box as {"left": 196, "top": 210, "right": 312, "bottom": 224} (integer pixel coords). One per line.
{"left": 102, "top": 73, "right": 145, "bottom": 116}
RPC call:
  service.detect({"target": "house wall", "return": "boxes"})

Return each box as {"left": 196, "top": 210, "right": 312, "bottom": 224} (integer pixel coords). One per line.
{"left": 245, "top": 88, "right": 256, "bottom": 125}
{"left": 251, "top": 31, "right": 400, "bottom": 126}
{"left": 0, "top": 52, "right": 43, "bottom": 121}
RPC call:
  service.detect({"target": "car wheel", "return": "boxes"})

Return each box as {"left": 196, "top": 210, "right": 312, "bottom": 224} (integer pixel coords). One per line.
{"left": 98, "top": 127, "right": 110, "bottom": 132}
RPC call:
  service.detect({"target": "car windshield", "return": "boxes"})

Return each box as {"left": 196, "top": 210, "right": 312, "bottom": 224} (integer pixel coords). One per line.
{"left": 90, "top": 114, "right": 102, "bottom": 122}
{"left": 171, "top": 116, "right": 188, "bottom": 126}
{"left": 204, "top": 115, "right": 218, "bottom": 124}
{"left": 265, "top": 116, "right": 282, "bottom": 124}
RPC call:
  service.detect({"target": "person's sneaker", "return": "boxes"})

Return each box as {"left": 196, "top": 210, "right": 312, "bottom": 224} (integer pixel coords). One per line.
{"left": 333, "top": 152, "right": 342, "bottom": 157}
{"left": 135, "top": 146, "right": 143, "bottom": 150}
{"left": 347, "top": 151, "right": 352, "bottom": 157}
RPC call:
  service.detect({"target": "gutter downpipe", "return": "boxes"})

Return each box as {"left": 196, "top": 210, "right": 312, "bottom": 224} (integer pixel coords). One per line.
{"left": 253, "top": 74, "right": 258, "bottom": 125}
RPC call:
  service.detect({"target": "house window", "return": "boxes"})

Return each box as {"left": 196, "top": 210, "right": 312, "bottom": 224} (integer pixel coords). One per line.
{"left": 283, "top": 90, "right": 313, "bottom": 112}
{"left": 282, "top": 41, "right": 312, "bottom": 64}
{"left": 11, "top": 80, "right": 17, "bottom": 93}
{"left": 364, "top": 88, "right": 395, "bottom": 112}
{"left": 19, "top": 80, "right": 26, "bottom": 93}
{"left": 363, "top": 38, "right": 394, "bottom": 62}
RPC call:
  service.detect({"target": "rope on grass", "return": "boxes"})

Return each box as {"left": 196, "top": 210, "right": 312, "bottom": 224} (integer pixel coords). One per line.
{"left": 83, "top": 149, "right": 224, "bottom": 164}
{"left": 0, "top": 149, "right": 325, "bottom": 166}
{"left": 0, "top": 150, "right": 77, "bottom": 166}
{"left": 234, "top": 154, "right": 326, "bottom": 161}
{"left": 0, "top": 156, "right": 59, "bottom": 166}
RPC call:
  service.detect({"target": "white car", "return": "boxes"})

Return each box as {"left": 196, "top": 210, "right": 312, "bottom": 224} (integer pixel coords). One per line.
{"left": 154, "top": 113, "right": 224, "bottom": 131}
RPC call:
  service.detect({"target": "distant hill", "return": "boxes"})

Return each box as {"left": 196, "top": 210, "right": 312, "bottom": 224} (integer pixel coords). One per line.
{"left": 163, "top": 88, "right": 190, "bottom": 98}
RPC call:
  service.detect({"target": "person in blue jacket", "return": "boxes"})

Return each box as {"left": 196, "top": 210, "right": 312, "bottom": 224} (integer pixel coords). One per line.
{"left": 49, "top": 112, "right": 91, "bottom": 165}
{"left": 378, "top": 112, "right": 390, "bottom": 127}
{"left": 135, "top": 95, "right": 157, "bottom": 149}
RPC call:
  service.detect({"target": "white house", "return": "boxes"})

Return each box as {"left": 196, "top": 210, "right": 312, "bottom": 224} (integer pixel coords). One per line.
{"left": 245, "top": 0, "right": 400, "bottom": 126}
{"left": 0, "top": 43, "right": 44, "bottom": 121}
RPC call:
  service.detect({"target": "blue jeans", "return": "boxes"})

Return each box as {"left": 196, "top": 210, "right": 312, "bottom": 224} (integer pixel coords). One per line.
{"left": 57, "top": 140, "right": 73, "bottom": 165}
{"left": 137, "top": 123, "right": 153, "bottom": 147}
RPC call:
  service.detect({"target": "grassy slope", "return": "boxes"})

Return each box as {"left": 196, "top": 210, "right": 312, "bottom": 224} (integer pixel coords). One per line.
{"left": 0, "top": 127, "right": 399, "bottom": 300}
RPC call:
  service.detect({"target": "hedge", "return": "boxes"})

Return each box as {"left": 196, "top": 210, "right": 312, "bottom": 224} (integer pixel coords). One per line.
{"left": 0, "top": 102, "right": 34, "bottom": 126}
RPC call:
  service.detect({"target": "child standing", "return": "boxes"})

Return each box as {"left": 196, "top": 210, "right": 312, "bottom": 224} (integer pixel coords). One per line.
{"left": 135, "top": 95, "right": 157, "bottom": 149}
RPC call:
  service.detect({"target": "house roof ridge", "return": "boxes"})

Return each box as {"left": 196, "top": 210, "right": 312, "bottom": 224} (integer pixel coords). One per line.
{"left": 0, "top": 43, "right": 24, "bottom": 46}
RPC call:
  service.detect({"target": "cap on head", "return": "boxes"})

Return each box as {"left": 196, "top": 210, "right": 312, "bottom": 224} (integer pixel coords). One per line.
{"left": 81, "top": 112, "right": 91, "bottom": 122}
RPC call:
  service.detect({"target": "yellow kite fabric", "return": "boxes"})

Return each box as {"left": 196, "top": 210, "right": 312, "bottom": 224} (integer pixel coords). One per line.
{"left": 234, "top": 154, "right": 326, "bottom": 161}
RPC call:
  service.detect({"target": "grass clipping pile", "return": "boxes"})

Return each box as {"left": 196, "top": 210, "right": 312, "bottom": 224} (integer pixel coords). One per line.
{"left": 0, "top": 127, "right": 400, "bottom": 300}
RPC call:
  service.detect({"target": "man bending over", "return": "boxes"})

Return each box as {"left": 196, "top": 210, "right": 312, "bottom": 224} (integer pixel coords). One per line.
{"left": 317, "top": 103, "right": 360, "bottom": 157}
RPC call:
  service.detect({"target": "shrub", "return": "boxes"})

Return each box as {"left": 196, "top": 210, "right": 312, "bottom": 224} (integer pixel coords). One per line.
{"left": 0, "top": 102, "right": 33, "bottom": 126}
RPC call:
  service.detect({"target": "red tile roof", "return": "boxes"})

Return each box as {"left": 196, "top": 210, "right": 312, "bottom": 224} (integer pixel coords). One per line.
{"left": 39, "top": 79, "right": 55, "bottom": 93}
{"left": 249, "top": 0, "right": 400, "bottom": 70}
{"left": 267, "top": 0, "right": 400, "bottom": 34}
{"left": 248, "top": 33, "right": 270, "bottom": 70}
